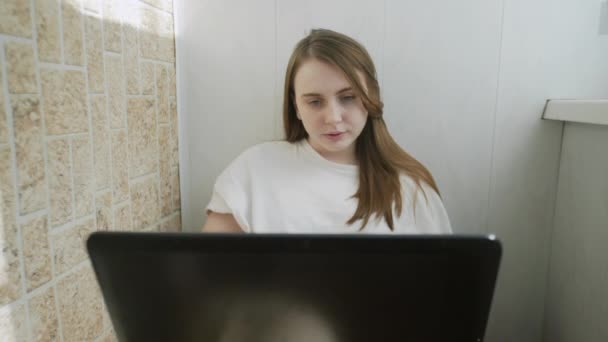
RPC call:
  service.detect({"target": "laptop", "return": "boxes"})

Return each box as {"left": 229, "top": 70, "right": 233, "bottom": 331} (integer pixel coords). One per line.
{"left": 87, "top": 232, "right": 501, "bottom": 342}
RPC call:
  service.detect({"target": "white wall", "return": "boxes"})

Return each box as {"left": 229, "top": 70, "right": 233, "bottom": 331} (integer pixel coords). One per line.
{"left": 175, "top": 0, "right": 277, "bottom": 234}
{"left": 174, "top": 1, "right": 608, "bottom": 341}
{"left": 486, "top": 1, "right": 608, "bottom": 341}
{"left": 543, "top": 123, "right": 608, "bottom": 342}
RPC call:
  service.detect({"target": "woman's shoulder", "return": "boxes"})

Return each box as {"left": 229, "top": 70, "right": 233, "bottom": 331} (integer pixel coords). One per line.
{"left": 223, "top": 140, "right": 297, "bottom": 174}
{"left": 244, "top": 139, "right": 295, "bottom": 155}
{"left": 398, "top": 173, "right": 452, "bottom": 234}
{"left": 233, "top": 140, "right": 296, "bottom": 164}
{"left": 398, "top": 173, "right": 436, "bottom": 197}
{"left": 398, "top": 173, "right": 443, "bottom": 215}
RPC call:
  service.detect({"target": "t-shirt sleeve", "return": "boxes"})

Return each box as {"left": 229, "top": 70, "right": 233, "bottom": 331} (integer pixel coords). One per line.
{"left": 399, "top": 177, "right": 452, "bottom": 234}
{"left": 414, "top": 181, "right": 452, "bottom": 234}
{"left": 205, "top": 155, "right": 253, "bottom": 233}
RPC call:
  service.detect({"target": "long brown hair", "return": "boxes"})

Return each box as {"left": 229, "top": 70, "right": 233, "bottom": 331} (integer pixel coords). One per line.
{"left": 283, "top": 29, "right": 440, "bottom": 231}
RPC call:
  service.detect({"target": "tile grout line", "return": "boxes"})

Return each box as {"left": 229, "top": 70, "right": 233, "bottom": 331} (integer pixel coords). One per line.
{"left": 50, "top": 3, "right": 73, "bottom": 340}
{"left": 22, "top": 1, "right": 43, "bottom": 341}
{"left": 136, "top": 6, "right": 143, "bottom": 96}
{"left": 58, "top": 0, "right": 65, "bottom": 64}
{"left": 154, "top": 64, "right": 165, "bottom": 230}
{"left": 0, "top": 35, "right": 35, "bottom": 45}
{"left": 139, "top": 57, "right": 174, "bottom": 67}
{"left": 22, "top": 276, "right": 54, "bottom": 303}
{"left": 119, "top": 0, "right": 133, "bottom": 236}
{"left": 166, "top": 71, "right": 175, "bottom": 219}
{"left": 125, "top": 2, "right": 141, "bottom": 98}
{"left": 104, "top": 50, "right": 121, "bottom": 57}
{"left": 68, "top": 135, "right": 76, "bottom": 234}
{"left": 46, "top": 131, "right": 90, "bottom": 140}
{"left": 41, "top": 0, "right": 65, "bottom": 335}
{"left": 125, "top": 94, "right": 155, "bottom": 99}
{"left": 82, "top": 0, "right": 98, "bottom": 235}
{"left": 129, "top": 168, "right": 160, "bottom": 183}
{"left": 155, "top": 62, "right": 163, "bottom": 227}
{"left": 39, "top": 62, "right": 85, "bottom": 71}
{"left": 20, "top": 1, "right": 48, "bottom": 341}
{"left": 52, "top": 258, "right": 90, "bottom": 285}
{"left": 48, "top": 212, "right": 95, "bottom": 235}
{"left": 0, "top": 92, "right": 38, "bottom": 96}
{"left": 1, "top": 27, "right": 34, "bottom": 339}
{"left": 101, "top": 0, "right": 118, "bottom": 222}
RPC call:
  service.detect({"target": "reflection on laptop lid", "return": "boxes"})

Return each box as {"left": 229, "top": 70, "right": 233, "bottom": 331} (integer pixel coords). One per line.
{"left": 87, "top": 233, "right": 501, "bottom": 342}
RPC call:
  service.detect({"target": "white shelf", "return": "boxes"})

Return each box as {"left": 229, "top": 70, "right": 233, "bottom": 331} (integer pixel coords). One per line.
{"left": 542, "top": 99, "right": 608, "bottom": 126}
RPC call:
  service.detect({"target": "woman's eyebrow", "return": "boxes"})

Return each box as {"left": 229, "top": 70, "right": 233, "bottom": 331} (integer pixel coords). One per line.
{"left": 301, "top": 87, "right": 353, "bottom": 98}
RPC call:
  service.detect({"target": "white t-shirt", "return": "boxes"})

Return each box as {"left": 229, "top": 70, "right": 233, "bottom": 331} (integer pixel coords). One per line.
{"left": 206, "top": 139, "right": 452, "bottom": 234}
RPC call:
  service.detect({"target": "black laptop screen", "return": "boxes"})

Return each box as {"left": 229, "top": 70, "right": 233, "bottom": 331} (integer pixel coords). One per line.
{"left": 88, "top": 233, "right": 501, "bottom": 342}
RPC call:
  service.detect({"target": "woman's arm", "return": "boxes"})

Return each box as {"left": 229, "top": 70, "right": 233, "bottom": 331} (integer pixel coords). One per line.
{"left": 201, "top": 211, "right": 244, "bottom": 233}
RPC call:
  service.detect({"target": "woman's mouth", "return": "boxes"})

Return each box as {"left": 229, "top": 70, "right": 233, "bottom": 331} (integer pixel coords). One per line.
{"left": 324, "top": 132, "right": 345, "bottom": 140}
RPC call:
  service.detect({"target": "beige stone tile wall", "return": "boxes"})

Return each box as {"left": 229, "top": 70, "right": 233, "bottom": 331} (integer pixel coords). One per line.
{"left": 0, "top": 0, "right": 180, "bottom": 340}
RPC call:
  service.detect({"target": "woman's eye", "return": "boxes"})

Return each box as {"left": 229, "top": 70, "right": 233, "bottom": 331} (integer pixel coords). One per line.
{"left": 341, "top": 95, "right": 356, "bottom": 102}
{"left": 308, "top": 100, "right": 321, "bottom": 106}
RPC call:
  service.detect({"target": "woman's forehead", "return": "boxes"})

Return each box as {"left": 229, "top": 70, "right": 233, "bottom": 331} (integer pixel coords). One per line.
{"left": 293, "top": 59, "right": 354, "bottom": 95}
{"left": 293, "top": 58, "right": 369, "bottom": 96}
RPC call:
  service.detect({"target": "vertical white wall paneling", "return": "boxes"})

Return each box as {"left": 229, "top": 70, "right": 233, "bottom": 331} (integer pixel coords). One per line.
{"left": 175, "top": 0, "right": 277, "bottom": 231}
{"left": 486, "top": 0, "right": 608, "bottom": 341}
{"left": 544, "top": 123, "right": 608, "bottom": 342}
{"left": 274, "top": 0, "right": 386, "bottom": 139}
{"left": 383, "top": 0, "right": 503, "bottom": 235}
{"left": 541, "top": 1, "right": 608, "bottom": 340}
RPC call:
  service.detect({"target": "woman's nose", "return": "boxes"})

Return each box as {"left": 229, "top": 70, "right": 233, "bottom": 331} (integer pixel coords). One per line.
{"left": 324, "top": 100, "right": 344, "bottom": 124}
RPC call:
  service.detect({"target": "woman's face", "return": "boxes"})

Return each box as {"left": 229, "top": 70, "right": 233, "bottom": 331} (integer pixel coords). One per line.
{"left": 293, "top": 58, "right": 369, "bottom": 165}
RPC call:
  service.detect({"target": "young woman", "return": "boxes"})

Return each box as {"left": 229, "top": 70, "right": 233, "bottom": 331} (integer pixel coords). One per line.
{"left": 203, "top": 29, "right": 451, "bottom": 234}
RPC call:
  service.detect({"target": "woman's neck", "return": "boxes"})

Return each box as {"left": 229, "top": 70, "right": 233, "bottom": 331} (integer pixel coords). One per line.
{"left": 307, "top": 138, "right": 357, "bottom": 165}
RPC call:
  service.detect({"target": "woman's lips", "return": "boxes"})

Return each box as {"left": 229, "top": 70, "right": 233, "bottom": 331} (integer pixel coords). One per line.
{"left": 324, "top": 132, "right": 345, "bottom": 140}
